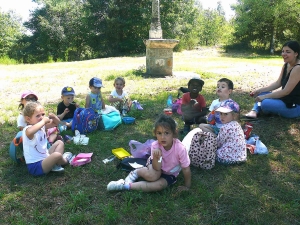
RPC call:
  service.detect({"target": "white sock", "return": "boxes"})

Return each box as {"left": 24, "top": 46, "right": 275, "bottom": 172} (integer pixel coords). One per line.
{"left": 125, "top": 170, "right": 138, "bottom": 183}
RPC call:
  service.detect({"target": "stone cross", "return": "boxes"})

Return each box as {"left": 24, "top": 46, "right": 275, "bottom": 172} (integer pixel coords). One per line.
{"left": 149, "top": 0, "right": 163, "bottom": 39}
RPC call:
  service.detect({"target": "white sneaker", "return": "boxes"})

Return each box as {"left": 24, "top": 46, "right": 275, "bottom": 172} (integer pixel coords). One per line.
{"left": 51, "top": 164, "right": 65, "bottom": 172}
{"left": 107, "top": 179, "right": 125, "bottom": 191}
{"left": 63, "top": 152, "right": 73, "bottom": 163}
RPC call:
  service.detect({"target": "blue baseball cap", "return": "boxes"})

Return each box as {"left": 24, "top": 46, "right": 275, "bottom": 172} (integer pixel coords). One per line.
{"left": 89, "top": 77, "right": 104, "bottom": 88}
{"left": 216, "top": 99, "right": 240, "bottom": 113}
{"left": 61, "top": 86, "right": 75, "bottom": 96}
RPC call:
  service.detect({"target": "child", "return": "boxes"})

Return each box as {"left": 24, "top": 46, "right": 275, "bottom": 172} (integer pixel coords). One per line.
{"left": 57, "top": 86, "right": 79, "bottom": 129}
{"left": 199, "top": 78, "right": 234, "bottom": 136}
{"left": 85, "top": 77, "right": 106, "bottom": 113}
{"left": 22, "top": 101, "right": 73, "bottom": 175}
{"left": 107, "top": 114, "right": 191, "bottom": 192}
{"left": 17, "top": 90, "right": 39, "bottom": 130}
{"left": 108, "top": 77, "right": 132, "bottom": 115}
{"left": 181, "top": 76, "right": 207, "bottom": 133}
{"left": 215, "top": 99, "right": 247, "bottom": 164}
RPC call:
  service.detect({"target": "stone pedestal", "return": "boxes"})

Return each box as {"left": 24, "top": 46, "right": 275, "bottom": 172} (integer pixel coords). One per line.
{"left": 144, "top": 39, "right": 179, "bottom": 76}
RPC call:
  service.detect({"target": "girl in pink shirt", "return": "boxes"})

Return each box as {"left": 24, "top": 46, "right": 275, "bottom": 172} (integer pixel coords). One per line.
{"left": 107, "top": 114, "right": 191, "bottom": 192}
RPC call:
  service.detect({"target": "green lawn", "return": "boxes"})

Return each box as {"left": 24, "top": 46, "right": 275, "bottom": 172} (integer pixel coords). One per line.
{"left": 0, "top": 49, "right": 299, "bottom": 224}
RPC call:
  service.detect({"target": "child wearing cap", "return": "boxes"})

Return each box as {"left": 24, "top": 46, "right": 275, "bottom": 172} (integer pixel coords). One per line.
{"left": 17, "top": 90, "right": 39, "bottom": 130}
{"left": 108, "top": 77, "right": 132, "bottom": 115}
{"left": 85, "top": 77, "right": 106, "bottom": 113}
{"left": 181, "top": 76, "right": 208, "bottom": 134}
{"left": 215, "top": 99, "right": 247, "bottom": 165}
{"left": 199, "top": 78, "right": 234, "bottom": 136}
{"left": 57, "top": 86, "right": 79, "bottom": 129}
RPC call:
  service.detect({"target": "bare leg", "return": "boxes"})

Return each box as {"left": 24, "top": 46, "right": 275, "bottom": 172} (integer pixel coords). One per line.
{"left": 136, "top": 164, "right": 161, "bottom": 181}
{"left": 130, "top": 178, "right": 168, "bottom": 192}
{"left": 48, "top": 133, "right": 57, "bottom": 143}
{"left": 41, "top": 140, "right": 67, "bottom": 173}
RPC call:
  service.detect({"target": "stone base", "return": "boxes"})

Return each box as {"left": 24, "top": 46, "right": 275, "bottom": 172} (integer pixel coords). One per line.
{"left": 144, "top": 39, "right": 179, "bottom": 76}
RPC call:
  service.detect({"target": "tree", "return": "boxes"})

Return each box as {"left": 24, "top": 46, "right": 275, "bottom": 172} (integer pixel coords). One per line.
{"left": 0, "top": 10, "right": 23, "bottom": 57}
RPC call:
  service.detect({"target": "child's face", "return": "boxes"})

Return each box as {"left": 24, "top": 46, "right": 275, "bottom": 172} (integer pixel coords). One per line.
{"left": 90, "top": 86, "right": 101, "bottom": 94}
{"left": 62, "top": 95, "right": 74, "bottom": 106}
{"left": 188, "top": 80, "right": 202, "bottom": 94}
{"left": 26, "top": 106, "right": 45, "bottom": 125}
{"left": 114, "top": 80, "right": 125, "bottom": 91}
{"left": 216, "top": 82, "right": 232, "bottom": 98}
{"left": 219, "top": 112, "right": 234, "bottom": 124}
{"left": 155, "top": 126, "right": 174, "bottom": 151}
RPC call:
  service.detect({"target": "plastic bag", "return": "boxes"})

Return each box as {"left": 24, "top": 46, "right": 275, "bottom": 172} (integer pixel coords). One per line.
{"left": 129, "top": 139, "right": 155, "bottom": 159}
{"left": 246, "top": 136, "right": 268, "bottom": 154}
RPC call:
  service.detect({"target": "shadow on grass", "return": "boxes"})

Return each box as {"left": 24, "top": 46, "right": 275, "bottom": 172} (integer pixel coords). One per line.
{"left": 0, "top": 87, "right": 299, "bottom": 224}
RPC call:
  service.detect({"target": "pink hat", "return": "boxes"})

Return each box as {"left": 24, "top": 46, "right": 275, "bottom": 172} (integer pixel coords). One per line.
{"left": 21, "top": 90, "right": 38, "bottom": 100}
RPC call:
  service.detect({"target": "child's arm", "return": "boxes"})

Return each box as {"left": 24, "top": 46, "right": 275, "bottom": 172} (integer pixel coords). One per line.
{"left": 152, "top": 148, "right": 162, "bottom": 171}
{"left": 85, "top": 95, "right": 91, "bottom": 108}
{"left": 178, "top": 166, "right": 191, "bottom": 191}
{"left": 45, "top": 113, "right": 61, "bottom": 129}
{"left": 26, "top": 117, "right": 50, "bottom": 140}
{"left": 101, "top": 96, "right": 106, "bottom": 109}
{"left": 57, "top": 108, "right": 69, "bottom": 120}
{"left": 108, "top": 95, "right": 123, "bottom": 103}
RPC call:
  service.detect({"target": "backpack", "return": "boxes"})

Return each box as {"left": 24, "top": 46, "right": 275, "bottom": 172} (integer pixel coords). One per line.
{"left": 71, "top": 108, "right": 99, "bottom": 134}
{"left": 9, "top": 131, "right": 25, "bottom": 163}
{"left": 188, "top": 129, "right": 217, "bottom": 169}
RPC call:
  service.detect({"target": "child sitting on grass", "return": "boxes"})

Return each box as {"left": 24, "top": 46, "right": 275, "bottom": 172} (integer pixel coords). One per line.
{"left": 181, "top": 76, "right": 207, "bottom": 134}
{"left": 22, "top": 101, "right": 73, "bottom": 175}
{"left": 57, "top": 86, "right": 79, "bottom": 129}
{"left": 107, "top": 114, "right": 191, "bottom": 192}
{"left": 215, "top": 99, "right": 247, "bottom": 165}
{"left": 199, "top": 78, "right": 234, "bottom": 136}
{"left": 85, "top": 77, "right": 106, "bottom": 113}
{"left": 108, "top": 77, "right": 132, "bottom": 115}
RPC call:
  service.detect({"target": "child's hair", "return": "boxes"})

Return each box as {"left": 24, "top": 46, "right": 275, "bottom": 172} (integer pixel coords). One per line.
{"left": 154, "top": 114, "right": 178, "bottom": 137}
{"left": 218, "top": 78, "right": 234, "bottom": 90}
{"left": 23, "top": 101, "right": 42, "bottom": 118}
{"left": 114, "top": 77, "right": 125, "bottom": 85}
{"left": 187, "top": 77, "right": 204, "bottom": 87}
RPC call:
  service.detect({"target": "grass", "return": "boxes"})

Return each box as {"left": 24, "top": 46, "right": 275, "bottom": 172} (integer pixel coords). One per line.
{"left": 0, "top": 48, "right": 299, "bottom": 224}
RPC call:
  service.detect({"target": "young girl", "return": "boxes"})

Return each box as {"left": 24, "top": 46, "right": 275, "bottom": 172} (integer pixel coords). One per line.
{"left": 17, "top": 90, "right": 39, "bottom": 130}
{"left": 107, "top": 114, "right": 191, "bottom": 192}
{"left": 85, "top": 77, "right": 106, "bottom": 113}
{"left": 22, "top": 102, "right": 73, "bottom": 175}
{"left": 215, "top": 99, "right": 247, "bottom": 164}
{"left": 108, "top": 77, "right": 132, "bottom": 115}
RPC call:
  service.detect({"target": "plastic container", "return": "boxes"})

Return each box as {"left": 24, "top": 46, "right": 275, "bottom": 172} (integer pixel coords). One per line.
{"left": 167, "top": 95, "right": 173, "bottom": 107}
{"left": 163, "top": 108, "right": 172, "bottom": 115}
{"left": 112, "top": 148, "right": 131, "bottom": 159}
{"left": 122, "top": 116, "right": 135, "bottom": 124}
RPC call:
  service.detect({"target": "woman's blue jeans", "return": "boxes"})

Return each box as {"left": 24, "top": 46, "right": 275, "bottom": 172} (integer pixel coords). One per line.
{"left": 252, "top": 92, "right": 300, "bottom": 118}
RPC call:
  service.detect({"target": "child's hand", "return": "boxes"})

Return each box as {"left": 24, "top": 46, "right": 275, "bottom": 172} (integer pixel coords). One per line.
{"left": 64, "top": 108, "right": 70, "bottom": 114}
{"left": 190, "top": 99, "right": 197, "bottom": 106}
{"left": 42, "top": 116, "right": 51, "bottom": 124}
{"left": 152, "top": 148, "right": 162, "bottom": 160}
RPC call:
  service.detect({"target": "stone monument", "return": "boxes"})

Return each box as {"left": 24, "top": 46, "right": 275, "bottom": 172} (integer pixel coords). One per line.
{"left": 144, "top": 0, "right": 179, "bottom": 76}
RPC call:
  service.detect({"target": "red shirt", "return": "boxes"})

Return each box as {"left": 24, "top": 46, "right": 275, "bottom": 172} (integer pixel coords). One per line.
{"left": 182, "top": 93, "right": 206, "bottom": 112}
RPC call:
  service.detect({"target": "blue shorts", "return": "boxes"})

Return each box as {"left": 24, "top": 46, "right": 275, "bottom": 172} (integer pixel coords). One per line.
{"left": 27, "top": 161, "right": 45, "bottom": 176}
{"left": 149, "top": 159, "right": 177, "bottom": 186}
{"left": 63, "top": 118, "right": 73, "bottom": 123}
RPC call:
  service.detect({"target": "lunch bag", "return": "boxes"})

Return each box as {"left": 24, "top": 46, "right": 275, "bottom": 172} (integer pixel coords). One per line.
{"left": 98, "top": 111, "right": 122, "bottom": 131}
{"left": 188, "top": 129, "right": 217, "bottom": 169}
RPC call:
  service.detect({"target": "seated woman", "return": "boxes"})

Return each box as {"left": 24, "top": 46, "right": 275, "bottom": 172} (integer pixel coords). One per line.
{"left": 245, "top": 40, "right": 300, "bottom": 119}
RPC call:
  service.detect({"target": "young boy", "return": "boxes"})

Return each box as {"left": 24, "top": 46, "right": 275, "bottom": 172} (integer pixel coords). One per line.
{"left": 181, "top": 76, "right": 207, "bottom": 133}
{"left": 199, "top": 78, "right": 234, "bottom": 136}
{"left": 85, "top": 77, "right": 106, "bottom": 113}
{"left": 108, "top": 77, "right": 132, "bottom": 115}
{"left": 57, "top": 86, "right": 78, "bottom": 129}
